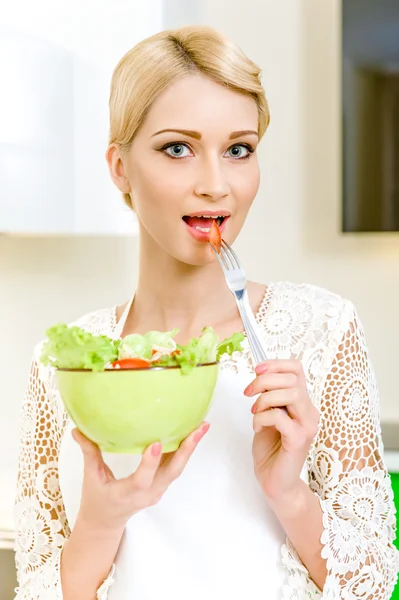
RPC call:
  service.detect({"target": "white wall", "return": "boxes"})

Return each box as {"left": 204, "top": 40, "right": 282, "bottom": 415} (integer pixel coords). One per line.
{"left": 197, "top": 0, "right": 399, "bottom": 420}
{"left": 1, "top": 0, "right": 399, "bottom": 537}
{"left": 0, "top": 0, "right": 160, "bottom": 235}
{"left": 0, "top": 0, "right": 160, "bottom": 530}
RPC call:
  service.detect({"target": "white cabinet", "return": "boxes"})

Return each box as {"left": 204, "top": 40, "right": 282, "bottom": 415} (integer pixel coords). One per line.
{"left": 0, "top": 0, "right": 165, "bottom": 236}
{"left": 0, "top": 26, "right": 139, "bottom": 236}
{"left": 0, "top": 29, "right": 75, "bottom": 234}
{"left": 0, "top": 29, "right": 139, "bottom": 236}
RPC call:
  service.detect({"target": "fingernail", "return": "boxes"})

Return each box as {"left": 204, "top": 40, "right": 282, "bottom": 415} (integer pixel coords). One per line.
{"left": 251, "top": 402, "right": 257, "bottom": 414}
{"left": 151, "top": 442, "right": 162, "bottom": 457}
{"left": 255, "top": 363, "right": 269, "bottom": 375}
{"left": 244, "top": 384, "right": 253, "bottom": 396}
{"left": 194, "top": 423, "right": 210, "bottom": 444}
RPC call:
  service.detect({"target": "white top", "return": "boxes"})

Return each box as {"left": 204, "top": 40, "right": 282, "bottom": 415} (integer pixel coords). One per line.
{"left": 59, "top": 370, "right": 309, "bottom": 600}
{"left": 13, "top": 282, "right": 399, "bottom": 600}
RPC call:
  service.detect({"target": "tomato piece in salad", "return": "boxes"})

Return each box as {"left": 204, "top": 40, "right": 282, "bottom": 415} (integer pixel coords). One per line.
{"left": 210, "top": 219, "right": 222, "bottom": 252}
{"left": 111, "top": 358, "right": 151, "bottom": 369}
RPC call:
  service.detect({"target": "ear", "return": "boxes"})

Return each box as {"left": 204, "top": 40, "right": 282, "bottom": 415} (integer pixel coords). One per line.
{"left": 105, "top": 144, "right": 131, "bottom": 194}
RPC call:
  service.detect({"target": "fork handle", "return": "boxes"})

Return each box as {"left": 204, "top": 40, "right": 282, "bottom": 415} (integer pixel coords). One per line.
{"left": 236, "top": 291, "right": 268, "bottom": 365}
{"left": 237, "top": 292, "right": 289, "bottom": 415}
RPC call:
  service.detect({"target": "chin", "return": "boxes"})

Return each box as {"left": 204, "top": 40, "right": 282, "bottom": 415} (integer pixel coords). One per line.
{"left": 174, "top": 245, "right": 216, "bottom": 267}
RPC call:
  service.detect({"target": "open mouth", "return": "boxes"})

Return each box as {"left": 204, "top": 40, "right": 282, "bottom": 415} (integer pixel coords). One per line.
{"left": 182, "top": 215, "right": 227, "bottom": 233}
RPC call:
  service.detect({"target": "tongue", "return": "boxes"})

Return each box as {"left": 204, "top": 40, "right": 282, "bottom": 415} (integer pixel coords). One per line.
{"left": 185, "top": 216, "right": 214, "bottom": 229}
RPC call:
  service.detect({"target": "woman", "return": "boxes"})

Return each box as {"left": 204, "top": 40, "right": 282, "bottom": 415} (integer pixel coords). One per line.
{"left": 14, "top": 25, "right": 399, "bottom": 600}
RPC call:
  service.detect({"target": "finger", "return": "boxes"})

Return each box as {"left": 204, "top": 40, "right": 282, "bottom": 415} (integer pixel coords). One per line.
{"left": 155, "top": 422, "right": 210, "bottom": 489}
{"left": 255, "top": 359, "right": 304, "bottom": 376}
{"left": 244, "top": 372, "right": 298, "bottom": 397}
{"left": 72, "top": 428, "right": 104, "bottom": 473}
{"left": 252, "top": 389, "right": 296, "bottom": 414}
{"left": 253, "top": 388, "right": 312, "bottom": 422}
{"left": 253, "top": 407, "right": 297, "bottom": 438}
{"left": 122, "top": 442, "right": 164, "bottom": 492}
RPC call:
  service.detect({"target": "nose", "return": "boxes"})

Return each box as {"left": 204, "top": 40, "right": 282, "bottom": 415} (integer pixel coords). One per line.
{"left": 194, "top": 156, "right": 230, "bottom": 201}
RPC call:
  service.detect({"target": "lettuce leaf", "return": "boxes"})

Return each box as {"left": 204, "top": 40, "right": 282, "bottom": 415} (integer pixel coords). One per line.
{"left": 40, "top": 323, "right": 245, "bottom": 374}
{"left": 40, "top": 323, "right": 120, "bottom": 372}
{"left": 145, "top": 329, "right": 179, "bottom": 351}
{"left": 118, "top": 334, "right": 153, "bottom": 360}
{"left": 153, "top": 327, "right": 244, "bottom": 375}
{"left": 118, "top": 329, "right": 179, "bottom": 360}
{"left": 216, "top": 332, "right": 245, "bottom": 360}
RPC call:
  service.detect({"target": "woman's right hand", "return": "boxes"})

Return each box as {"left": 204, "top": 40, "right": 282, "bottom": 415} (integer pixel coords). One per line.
{"left": 72, "top": 422, "right": 210, "bottom": 533}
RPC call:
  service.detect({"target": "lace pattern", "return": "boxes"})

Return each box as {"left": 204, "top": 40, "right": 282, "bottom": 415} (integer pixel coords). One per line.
{"left": 13, "top": 309, "right": 116, "bottom": 599}
{"left": 13, "top": 282, "right": 399, "bottom": 599}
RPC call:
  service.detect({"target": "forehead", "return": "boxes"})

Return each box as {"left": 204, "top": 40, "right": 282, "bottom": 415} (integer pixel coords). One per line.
{"left": 142, "top": 74, "right": 258, "bottom": 136}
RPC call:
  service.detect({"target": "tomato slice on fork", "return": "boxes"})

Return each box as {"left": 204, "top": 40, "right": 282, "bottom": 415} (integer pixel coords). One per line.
{"left": 209, "top": 219, "right": 222, "bottom": 253}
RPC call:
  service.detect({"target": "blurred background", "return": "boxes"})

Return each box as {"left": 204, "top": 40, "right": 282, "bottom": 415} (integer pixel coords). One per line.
{"left": 1, "top": 0, "right": 399, "bottom": 597}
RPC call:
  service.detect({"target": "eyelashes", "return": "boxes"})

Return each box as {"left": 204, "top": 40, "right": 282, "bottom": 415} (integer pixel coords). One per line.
{"left": 227, "top": 143, "right": 255, "bottom": 159}
{"left": 159, "top": 142, "right": 192, "bottom": 159}
{"left": 158, "top": 142, "right": 255, "bottom": 160}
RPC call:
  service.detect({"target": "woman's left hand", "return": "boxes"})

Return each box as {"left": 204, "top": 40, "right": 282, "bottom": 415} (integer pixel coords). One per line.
{"left": 244, "top": 360, "right": 320, "bottom": 503}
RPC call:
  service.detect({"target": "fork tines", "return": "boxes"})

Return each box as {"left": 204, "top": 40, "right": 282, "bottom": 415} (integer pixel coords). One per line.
{"left": 209, "top": 239, "right": 240, "bottom": 271}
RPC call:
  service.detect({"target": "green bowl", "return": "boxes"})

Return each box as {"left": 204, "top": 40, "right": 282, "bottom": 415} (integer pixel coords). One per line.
{"left": 55, "top": 363, "right": 219, "bottom": 454}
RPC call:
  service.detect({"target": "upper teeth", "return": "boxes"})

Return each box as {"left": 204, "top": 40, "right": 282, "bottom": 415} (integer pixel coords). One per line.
{"left": 201, "top": 215, "right": 224, "bottom": 219}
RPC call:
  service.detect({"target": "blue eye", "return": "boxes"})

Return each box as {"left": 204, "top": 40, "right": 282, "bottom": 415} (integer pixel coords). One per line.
{"left": 160, "top": 142, "right": 254, "bottom": 159}
{"left": 163, "top": 143, "right": 192, "bottom": 158}
{"left": 226, "top": 144, "right": 253, "bottom": 159}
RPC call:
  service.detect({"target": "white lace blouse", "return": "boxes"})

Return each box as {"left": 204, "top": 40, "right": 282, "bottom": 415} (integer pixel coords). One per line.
{"left": 13, "top": 282, "right": 399, "bottom": 599}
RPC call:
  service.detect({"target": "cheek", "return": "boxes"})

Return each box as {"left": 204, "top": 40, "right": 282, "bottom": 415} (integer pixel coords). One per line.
{"left": 130, "top": 159, "right": 192, "bottom": 214}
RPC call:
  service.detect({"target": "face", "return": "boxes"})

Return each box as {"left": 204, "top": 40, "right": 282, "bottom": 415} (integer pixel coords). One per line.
{"left": 108, "top": 74, "right": 260, "bottom": 266}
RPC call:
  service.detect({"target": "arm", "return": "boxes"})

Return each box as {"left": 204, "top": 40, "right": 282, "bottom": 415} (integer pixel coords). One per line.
{"left": 61, "top": 516, "right": 121, "bottom": 599}
{"left": 268, "top": 480, "right": 326, "bottom": 590}
{"left": 13, "top": 351, "right": 116, "bottom": 600}
{"left": 281, "top": 302, "right": 399, "bottom": 598}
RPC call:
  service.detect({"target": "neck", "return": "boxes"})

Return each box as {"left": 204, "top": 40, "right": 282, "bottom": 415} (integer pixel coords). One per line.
{"left": 129, "top": 233, "right": 238, "bottom": 339}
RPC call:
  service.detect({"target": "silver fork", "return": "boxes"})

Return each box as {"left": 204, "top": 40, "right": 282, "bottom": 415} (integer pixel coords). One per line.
{"left": 209, "top": 239, "right": 268, "bottom": 366}
{"left": 210, "top": 239, "right": 288, "bottom": 414}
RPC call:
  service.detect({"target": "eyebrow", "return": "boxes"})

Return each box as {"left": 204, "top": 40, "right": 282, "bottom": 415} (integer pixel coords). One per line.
{"left": 230, "top": 130, "right": 259, "bottom": 140}
{"left": 152, "top": 128, "right": 259, "bottom": 140}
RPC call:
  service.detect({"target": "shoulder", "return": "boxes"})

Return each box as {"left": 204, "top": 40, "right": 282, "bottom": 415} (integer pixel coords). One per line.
{"left": 70, "top": 305, "right": 117, "bottom": 335}
{"left": 262, "top": 281, "right": 359, "bottom": 345}
{"left": 262, "top": 282, "right": 365, "bottom": 388}
{"left": 269, "top": 280, "right": 356, "bottom": 318}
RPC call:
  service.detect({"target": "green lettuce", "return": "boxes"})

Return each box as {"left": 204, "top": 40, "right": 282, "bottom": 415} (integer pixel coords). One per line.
{"left": 150, "top": 327, "right": 244, "bottom": 375}
{"left": 216, "top": 332, "right": 245, "bottom": 360}
{"left": 40, "top": 323, "right": 120, "bottom": 372}
{"left": 145, "top": 329, "right": 179, "bottom": 350}
{"left": 118, "top": 334, "right": 152, "bottom": 360}
{"left": 40, "top": 323, "right": 245, "bottom": 374}
{"left": 154, "top": 328, "right": 217, "bottom": 375}
{"left": 118, "top": 329, "right": 179, "bottom": 360}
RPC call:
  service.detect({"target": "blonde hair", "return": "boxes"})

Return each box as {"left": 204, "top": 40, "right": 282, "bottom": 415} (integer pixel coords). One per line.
{"left": 108, "top": 25, "right": 270, "bottom": 209}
